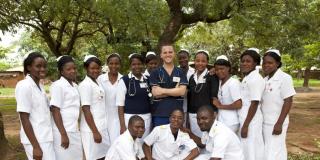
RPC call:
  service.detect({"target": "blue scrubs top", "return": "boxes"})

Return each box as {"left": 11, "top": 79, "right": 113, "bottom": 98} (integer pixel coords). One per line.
{"left": 149, "top": 66, "right": 188, "bottom": 117}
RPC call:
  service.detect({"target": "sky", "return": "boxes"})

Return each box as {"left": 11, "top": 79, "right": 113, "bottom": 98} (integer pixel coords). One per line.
{"left": 0, "top": 28, "right": 25, "bottom": 48}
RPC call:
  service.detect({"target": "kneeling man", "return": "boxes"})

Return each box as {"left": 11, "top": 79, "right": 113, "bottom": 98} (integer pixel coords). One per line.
{"left": 187, "top": 105, "right": 244, "bottom": 160}
{"left": 105, "top": 115, "right": 145, "bottom": 160}
{"left": 143, "top": 109, "right": 199, "bottom": 160}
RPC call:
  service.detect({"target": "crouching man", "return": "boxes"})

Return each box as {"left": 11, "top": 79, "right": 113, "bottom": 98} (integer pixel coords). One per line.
{"left": 105, "top": 115, "right": 145, "bottom": 160}
{"left": 186, "top": 105, "right": 244, "bottom": 160}
{"left": 143, "top": 109, "right": 199, "bottom": 160}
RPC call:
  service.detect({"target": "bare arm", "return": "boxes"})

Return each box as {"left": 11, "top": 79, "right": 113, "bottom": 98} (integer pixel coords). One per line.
{"left": 50, "top": 106, "right": 69, "bottom": 148}
{"left": 241, "top": 101, "right": 259, "bottom": 138}
{"left": 19, "top": 112, "right": 42, "bottom": 160}
{"left": 212, "top": 98, "right": 242, "bottom": 110}
{"left": 82, "top": 105, "right": 102, "bottom": 143}
{"left": 184, "top": 148, "right": 200, "bottom": 160}
{"left": 118, "top": 106, "right": 126, "bottom": 134}
{"left": 273, "top": 96, "right": 293, "bottom": 135}
{"left": 142, "top": 143, "right": 153, "bottom": 160}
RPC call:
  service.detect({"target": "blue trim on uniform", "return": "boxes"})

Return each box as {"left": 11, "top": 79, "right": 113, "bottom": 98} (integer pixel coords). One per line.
{"left": 149, "top": 66, "right": 188, "bottom": 117}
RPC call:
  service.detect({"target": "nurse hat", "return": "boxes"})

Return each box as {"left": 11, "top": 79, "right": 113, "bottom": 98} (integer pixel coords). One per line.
{"left": 247, "top": 48, "right": 260, "bottom": 54}
{"left": 128, "top": 53, "right": 139, "bottom": 59}
{"left": 196, "top": 50, "right": 209, "bottom": 55}
{"left": 83, "top": 55, "right": 97, "bottom": 62}
{"left": 266, "top": 49, "right": 281, "bottom": 57}
{"left": 146, "top": 51, "right": 156, "bottom": 57}
{"left": 216, "top": 55, "right": 229, "bottom": 61}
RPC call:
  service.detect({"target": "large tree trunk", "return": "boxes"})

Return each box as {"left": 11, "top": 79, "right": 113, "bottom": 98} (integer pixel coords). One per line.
{"left": 0, "top": 111, "right": 8, "bottom": 157}
{"left": 303, "top": 67, "right": 311, "bottom": 88}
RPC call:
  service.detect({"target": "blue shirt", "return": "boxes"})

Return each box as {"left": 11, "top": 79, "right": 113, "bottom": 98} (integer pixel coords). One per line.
{"left": 149, "top": 66, "right": 188, "bottom": 116}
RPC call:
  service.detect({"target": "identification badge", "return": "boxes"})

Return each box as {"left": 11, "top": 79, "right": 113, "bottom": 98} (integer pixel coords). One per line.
{"left": 173, "top": 77, "right": 180, "bottom": 82}
{"left": 140, "top": 83, "right": 148, "bottom": 88}
{"left": 199, "top": 78, "right": 206, "bottom": 83}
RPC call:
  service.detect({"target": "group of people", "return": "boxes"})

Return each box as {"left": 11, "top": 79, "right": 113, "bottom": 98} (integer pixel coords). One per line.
{"left": 15, "top": 44, "right": 295, "bottom": 160}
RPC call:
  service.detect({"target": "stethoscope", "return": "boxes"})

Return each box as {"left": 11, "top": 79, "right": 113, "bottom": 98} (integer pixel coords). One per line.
{"left": 128, "top": 73, "right": 152, "bottom": 97}
{"left": 193, "top": 70, "right": 208, "bottom": 93}
{"left": 158, "top": 67, "right": 180, "bottom": 84}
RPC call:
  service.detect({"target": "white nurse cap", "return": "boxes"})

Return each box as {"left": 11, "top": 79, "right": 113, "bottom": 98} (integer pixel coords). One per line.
{"left": 266, "top": 49, "right": 281, "bottom": 57}
{"left": 216, "top": 55, "right": 229, "bottom": 61}
{"left": 146, "top": 51, "right": 156, "bottom": 57}
{"left": 128, "top": 53, "right": 139, "bottom": 59}
{"left": 247, "top": 48, "right": 260, "bottom": 54}
{"left": 196, "top": 49, "right": 209, "bottom": 55}
{"left": 83, "top": 55, "right": 97, "bottom": 62}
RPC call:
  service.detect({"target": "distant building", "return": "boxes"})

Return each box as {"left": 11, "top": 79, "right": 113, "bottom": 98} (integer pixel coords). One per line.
{"left": 0, "top": 66, "right": 24, "bottom": 88}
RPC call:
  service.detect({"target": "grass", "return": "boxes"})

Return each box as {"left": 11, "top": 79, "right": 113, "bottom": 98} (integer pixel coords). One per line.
{"left": 0, "top": 97, "right": 16, "bottom": 114}
{"left": 0, "top": 88, "right": 15, "bottom": 97}
{"left": 288, "top": 154, "right": 320, "bottom": 160}
{"left": 293, "top": 78, "right": 320, "bottom": 88}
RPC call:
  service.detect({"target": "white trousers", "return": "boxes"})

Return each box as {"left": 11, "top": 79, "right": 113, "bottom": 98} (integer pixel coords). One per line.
{"left": 226, "top": 123, "right": 240, "bottom": 133}
{"left": 53, "top": 131, "right": 83, "bottom": 160}
{"left": 239, "top": 119, "right": 264, "bottom": 160}
{"left": 188, "top": 113, "right": 203, "bottom": 138}
{"left": 124, "top": 113, "right": 151, "bottom": 139}
{"left": 23, "top": 142, "right": 56, "bottom": 160}
{"left": 81, "top": 129, "right": 110, "bottom": 160}
{"left": 263, "top": 123, "right": 289, "bottom": 160}
{"left": 107, "top": 108, "right": 120, "bottom": 144}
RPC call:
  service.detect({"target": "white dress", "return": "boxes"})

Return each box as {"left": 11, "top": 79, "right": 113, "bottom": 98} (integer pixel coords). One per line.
{"left": 79, "top": 76, "right": 109, "bottom": 160}
{"left": 15, "top": 75, "right": 55, "bottom": 160}
{"left": 50, "top": 76, "right": 82, "bottom": 160}
{"left": 261, "top": 69, "right": 296, "bottom": 160}
{"left": 98, "top": 72, "right": 123, "bottom": 144}
{"left": 238, "top": 70, "right": 265, "bottom": 160}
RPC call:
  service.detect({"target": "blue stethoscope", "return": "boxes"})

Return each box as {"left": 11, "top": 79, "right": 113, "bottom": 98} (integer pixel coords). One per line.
{"left": 128, "top": 73, "right": 152, "bottom": 97}
{"left": 158, "top": 67, "right": 180, "bottom": 84}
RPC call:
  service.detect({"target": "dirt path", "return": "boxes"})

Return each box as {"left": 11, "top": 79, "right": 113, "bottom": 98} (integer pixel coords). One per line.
{"left": 1, "top": 87, "right": 320, "bottom": 158}
{"left": 287, "top": 87, "right": 320, "bottom": 154}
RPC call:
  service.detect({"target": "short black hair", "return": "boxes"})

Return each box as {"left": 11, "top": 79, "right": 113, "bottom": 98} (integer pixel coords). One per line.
{"left": 197, "top": 105, "right": 216, "bottom": 116}
{"left": 195, "top": 51, "right": 209, "bottom": 61}
{"left": 107, "top": 53, "right": 121, "bottom": 64}
{"left": 128, "top": 115, "right": 144, "bottom": 126}
{"left": 264, "top": 51, "right": 282, "bottom": 68}
{"left": 84, "top": 57, "right": 102, "bottom": 68}
{"left": 214, "top": 59, "right": 231, "bottom": 68}
{"left": 240, "top": 50, "right": 261, "bottom": 65}
{"left": 170, "top": 108, "right": 184, "bottom": 117}
{"left": 129, "top": 54, "right": 144, "bottom": 65}
{"left": 57, "top": 55, "right": 74, "bottom": 73}
{"left": 23, "top": 52, "right": 45, "bottom": 75}
{"left": 145, "top": 54, "right": 158, "bottom": 64}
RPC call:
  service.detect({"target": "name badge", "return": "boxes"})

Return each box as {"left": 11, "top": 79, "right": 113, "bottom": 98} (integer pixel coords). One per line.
{"left": 199, "top": 78, "right": 206, "bottom": 83}
{"left": 173, "top": 77, "right": 180, "bottom": 82}
{"left": 140, "top": 83, "right": 148, "bottom": 88}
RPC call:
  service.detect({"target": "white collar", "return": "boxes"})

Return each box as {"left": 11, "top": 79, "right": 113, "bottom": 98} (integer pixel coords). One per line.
{"left": 101, "top": 72, "right": 122, "bottom": 82}
{"left": 193, "top": 68, "right": 208, "bottom": 84}
{"left": 25, "top": 74, "right": 44, "bottom": 92}
{"left": 59, "top": 76, "right": 76, "bottom": 87}
{"left": 143, "top": 70, "right": 150, "bottom": 77}
{"left": 128, "top": 72, "right": 147, "bottom": 82}
{"left": 266, "top": 69, "right": 282, "bottom": 81}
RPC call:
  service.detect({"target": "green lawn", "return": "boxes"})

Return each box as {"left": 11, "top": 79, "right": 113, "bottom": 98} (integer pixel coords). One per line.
{"left": 0, "top": 85, "right": 50, "bottom": 97}
{"left": 293, "top": 79, "right": 320, "bottom": 87}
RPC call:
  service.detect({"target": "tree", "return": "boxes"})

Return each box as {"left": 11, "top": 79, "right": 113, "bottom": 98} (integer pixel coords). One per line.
{"left": 0, "top": 0, "right": 109, "bottom": 57}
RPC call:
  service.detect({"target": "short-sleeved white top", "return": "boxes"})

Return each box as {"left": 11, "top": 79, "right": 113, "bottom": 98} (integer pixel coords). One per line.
{"left": 50, "top": 76, "right": 80, "bottom": 132}
{"left": 261, "top": 69, "right": 296, "bottom": 125}
{"left": 201, "top": 120, "right": 244, "bottom": 160}
{"left": 15, "top": 75, "right": 53, "bottom": 144}
{"left": 144, "top": 124, "right": 197, "bottom": 160}
{"left": 98, "top": 72, "right": 122, "bottom": 112}
{"left": 238, "top": 70, "right": 265, "bottom": 122}
{"left": 217, "top": 77, "right": 241, "bottom": 126}
{"left": 105, "top": 130, "right": 143, "bottom": 160}
{"left": 79, "top": 76, "right": 107, "bottom": 132}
